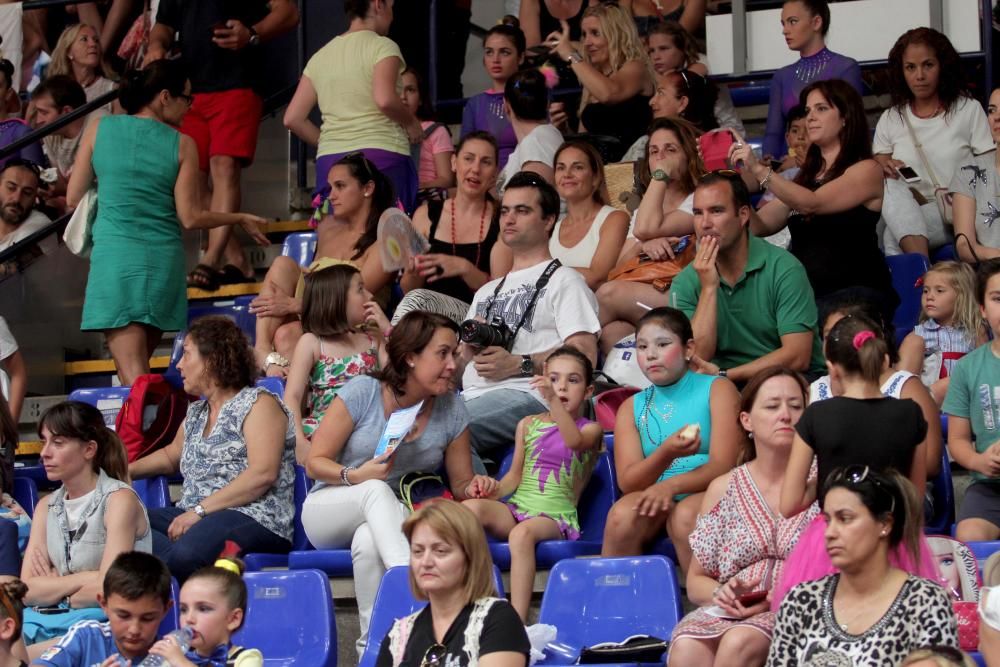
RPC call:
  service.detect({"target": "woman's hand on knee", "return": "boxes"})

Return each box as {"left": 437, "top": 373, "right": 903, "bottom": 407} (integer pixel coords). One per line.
{"left": 167, "top": 510, "right": 202, "bottom": 541}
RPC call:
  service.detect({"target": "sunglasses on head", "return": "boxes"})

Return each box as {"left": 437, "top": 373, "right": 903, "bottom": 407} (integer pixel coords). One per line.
{"left": 827, "top": 465, "right": 896, "bottom": 513}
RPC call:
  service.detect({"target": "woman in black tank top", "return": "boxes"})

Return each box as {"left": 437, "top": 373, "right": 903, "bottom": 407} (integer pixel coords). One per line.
{"left": 732, "top": 79, "right": 899, "bottom": 322}
{"left": 396, "top": 133, "right": 513, "bottom": 320}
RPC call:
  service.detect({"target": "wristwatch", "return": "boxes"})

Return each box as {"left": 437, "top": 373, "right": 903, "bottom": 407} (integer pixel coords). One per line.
{"left": 717, "top": 369, "right": 728, "bottom": 378}
{"left": 193, "top": 504, "right": 207, "bottom": 518}
{"left": 651, "top": 169, "right": 670, "bottom": 183}
{"left": 264, "top": 352, "right": 289, "bottom": 371}
{"left": 247, "top": 27, "right": 261, "bottom": 47}
{"left": 520, "top": 355, "right": 534, "bottom": 377}
{"left": 566, "top": 50, "right": 583, "bottom": 64}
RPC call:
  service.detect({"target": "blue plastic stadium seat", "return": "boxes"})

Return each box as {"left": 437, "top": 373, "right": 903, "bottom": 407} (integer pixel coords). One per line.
{"left": 931, "top": 244, "right": 957, "bottom": 263}
{"left": 234, "top": 295, "right": 257, "bottom": 344}
{"left": 163, "top": 331, "right": 186, "bottom": 388}
{"left": 68, "top": 386, "right": 132, "bottom": 428}
{"left": 245, "top": 465, "right": 311, "bottom": 571}
{"left": 489, "top": 451, "right": 617, "bottom": 570}
{"left": 287, "top": 548, "right": 353, "bottom": 577}
{"left": 12, "top": 476, "right": 38, "bottom": 517}
{"left": 232, "top": 569, "right": 337, "bottom": 666}
{"left": 886, "top": 253, "right": 931, "bottom": 344}
{"left": 925, "top": 452, "right": 955, "bottom": 535}
{"left": 132, "top": 476, "right": 171, "bottom": 510}
{"left": 255, "top": 376, "right": 286, "bottom": 399}
{"left": 971, "top": 651, "right": 986, "bottom": 667}
{"left": 158, "top": 578, "right": 181, "bottom": 636}
{"left": 968, "top": 540, "right": 1000, "bottom": 570}
{"left": 728, "top": 84, "right": 770, "bottom": 108}
{"left": 282, "top": 232, "right": 318, "bottom": 268}
{"left": 360, "top": 565, "right": 507, "bottom": 667}
{"left": 536, "top": 556, "right": 683, "bottom": 665}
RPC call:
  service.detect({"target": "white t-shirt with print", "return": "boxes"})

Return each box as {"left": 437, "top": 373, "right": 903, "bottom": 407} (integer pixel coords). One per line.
{"left": 461, "top": 260, "right": 600, "bottom": 402}
{"left": 873, "top": 97, "right": 994, "bottom": 200}
{"left": 0, "top": 317, "right": 17, "bottom": 401}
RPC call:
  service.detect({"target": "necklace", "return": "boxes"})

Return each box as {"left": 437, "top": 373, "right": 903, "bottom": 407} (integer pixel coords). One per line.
{"left": 639, "top": 385, "right": 676, "bottom": 446}
{"left": 834, "top": 574, "right": 900, "bottom": 633}
{"left": 450, "top": 198, "right": 488, "bottom": 268}
{"left": 910, "top": 101, "right": 943, "bottom": 119}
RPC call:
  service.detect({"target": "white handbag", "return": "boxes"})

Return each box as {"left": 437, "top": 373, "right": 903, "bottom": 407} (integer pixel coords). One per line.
{"left": 63, "top": 188, "right": 97, "bottom": 258}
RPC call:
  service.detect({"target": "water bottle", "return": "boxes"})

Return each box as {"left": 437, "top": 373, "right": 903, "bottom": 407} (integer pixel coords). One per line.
{"left": 137, "top": 626, "right": 194, "bottom": 666}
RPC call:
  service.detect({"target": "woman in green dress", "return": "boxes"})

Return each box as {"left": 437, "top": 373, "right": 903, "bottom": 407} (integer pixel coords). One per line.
{"left": 66, "top": 61, "right": 268, "bottom": 385}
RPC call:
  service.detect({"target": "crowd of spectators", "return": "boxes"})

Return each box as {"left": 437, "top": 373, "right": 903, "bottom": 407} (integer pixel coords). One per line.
{"left": 7, "top": 0, "right": 1000, "bottom": 664}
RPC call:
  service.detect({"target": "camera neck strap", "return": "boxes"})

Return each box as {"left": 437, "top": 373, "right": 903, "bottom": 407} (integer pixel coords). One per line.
{"left": 484, "top": 259, "right": 562, "bottom": 348}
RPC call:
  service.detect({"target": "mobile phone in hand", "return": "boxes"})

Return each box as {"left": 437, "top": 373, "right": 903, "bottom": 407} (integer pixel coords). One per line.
{"left": 897, "top": 165, "right": 921, "bottom": 183}
{"left": 736, "top": 590, "right": 767, "bottom": 606}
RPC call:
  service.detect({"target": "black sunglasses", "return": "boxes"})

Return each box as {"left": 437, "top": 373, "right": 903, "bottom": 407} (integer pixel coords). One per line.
{"left": 420, "top": 643, "right": 447, "bottom": 667}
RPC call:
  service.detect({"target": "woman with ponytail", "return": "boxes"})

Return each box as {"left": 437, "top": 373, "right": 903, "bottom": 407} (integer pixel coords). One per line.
{"left": 0, "top": 579, "right": 28, "bottom": 667}
{"left": 66, "top": 59, "right": 269, "bottom": 387}
{"left": 18, "top": 402, "right": 151, "bottom": 647}
{"left": 773, "top": 314, "right": 941, "bottom": 609}
{"left": 767, "top": 468, "right": 958, "bottom": 665}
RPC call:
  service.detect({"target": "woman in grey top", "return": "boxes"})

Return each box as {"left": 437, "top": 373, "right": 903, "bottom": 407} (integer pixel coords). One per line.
{"left": 303, "top": 311, "right": 493, "bottom": 657}
{"left": 130, "top": 316, "right": 296, "bottom": 582}
{"left": 20, "top": 401, "right": 150, "bottom": 646}
{"left": 951, "top": 87, "right": 1000, "bottom": 264}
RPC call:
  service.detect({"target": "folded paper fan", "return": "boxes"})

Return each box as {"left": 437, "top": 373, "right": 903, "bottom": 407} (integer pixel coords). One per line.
{"left": 377, "top": 208, "right": 430, "bottom": 272}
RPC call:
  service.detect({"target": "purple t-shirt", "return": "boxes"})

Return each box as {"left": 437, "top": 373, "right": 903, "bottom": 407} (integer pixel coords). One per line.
{"left": 0, "top": 118, "right": 43, "bottom": 168}
{"left": 461, "top": 91, "right": 517, "bottom": 170}
{"left": 763, "top": 48, "right": 863, "bottom": 158}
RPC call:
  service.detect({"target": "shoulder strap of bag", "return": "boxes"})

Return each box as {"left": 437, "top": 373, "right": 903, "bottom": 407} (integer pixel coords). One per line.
{"left": 902, "top": 111, "right": 943, "bottom": 189}
{"left": 422, "top": 122, "right": 445, "bottom": 140}
{"left": 506, "top": 259, "right": 562, "bottom": 347}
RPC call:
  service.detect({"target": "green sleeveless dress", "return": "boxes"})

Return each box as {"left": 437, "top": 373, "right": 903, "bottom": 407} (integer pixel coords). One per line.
{"left": 81, "top": 115, "right": 186, "bottom": 332}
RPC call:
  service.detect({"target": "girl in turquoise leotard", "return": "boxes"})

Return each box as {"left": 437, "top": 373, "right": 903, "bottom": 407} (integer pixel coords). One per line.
{"left": 601, "top": 307, "right": 742, "bottom": 574}
{"left": 463, "top": 347, "right": 604, "bottom": 622}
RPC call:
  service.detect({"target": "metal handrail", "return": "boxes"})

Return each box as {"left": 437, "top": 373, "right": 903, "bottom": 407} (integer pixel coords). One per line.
{"left": 0, "top": 89, "right": 118, "bottom": 161}
{"left": 0, "top": 210, "right": 69, "bottom": 265}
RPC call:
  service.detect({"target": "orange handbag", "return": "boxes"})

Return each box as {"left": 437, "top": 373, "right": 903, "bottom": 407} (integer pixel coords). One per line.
{"left": 607, "top": 236, "right": 697, "bottom": 292}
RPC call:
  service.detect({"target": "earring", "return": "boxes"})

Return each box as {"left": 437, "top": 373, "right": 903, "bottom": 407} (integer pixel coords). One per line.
{"left": 747, "top": 432, "right": 754, "bottom": 440}
{"left": 364, "top": 193, "right": 370, "bottom": 198}
{"left": 880, "top": 530, "right": 887, "bottom": 536}
{"left": 408, "top": 362, "right": 415, "bottom": 368}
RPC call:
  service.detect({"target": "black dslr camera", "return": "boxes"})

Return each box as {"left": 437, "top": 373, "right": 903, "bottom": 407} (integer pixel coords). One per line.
{"left": 459, "top": 317, "right": 514, "bottom": 350}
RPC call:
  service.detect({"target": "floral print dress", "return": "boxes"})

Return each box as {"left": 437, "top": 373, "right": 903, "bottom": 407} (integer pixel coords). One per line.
{"left": 301, "top": 335, "right": 379, "bottom": 438}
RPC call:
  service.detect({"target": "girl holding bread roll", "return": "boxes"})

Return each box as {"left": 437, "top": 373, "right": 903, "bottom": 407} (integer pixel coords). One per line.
{"left": 601, "top": 307, "right": 741, "bottom": 573}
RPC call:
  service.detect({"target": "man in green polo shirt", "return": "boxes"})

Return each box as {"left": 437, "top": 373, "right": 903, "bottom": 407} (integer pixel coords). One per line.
{"left": 669, "top": 171, "right": 825, "bottom": 383}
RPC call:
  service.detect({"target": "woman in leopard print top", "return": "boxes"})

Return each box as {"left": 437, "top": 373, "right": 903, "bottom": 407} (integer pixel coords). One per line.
{"left": 767, "top": 466, "right": 957, "bottom": 666}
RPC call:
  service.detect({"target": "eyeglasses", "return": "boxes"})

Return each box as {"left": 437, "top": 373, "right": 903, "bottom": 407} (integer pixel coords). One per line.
{"left": 177, "top": 93, "right": 194, "bottom": 105}
{"left": 420, "top": 643, "right": 447, "bottom": 667}
{"left": 828, "top": 465, "right": 896, "bottom": 513}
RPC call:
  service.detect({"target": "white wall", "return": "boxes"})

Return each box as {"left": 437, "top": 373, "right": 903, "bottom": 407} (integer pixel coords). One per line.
{"left": 706, "top": 0, "right": 982, "bottom": 75}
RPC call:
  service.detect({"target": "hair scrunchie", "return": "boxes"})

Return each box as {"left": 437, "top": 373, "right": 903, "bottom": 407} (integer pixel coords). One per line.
{"left": 852, "top": 330, "right": 876, "bottom": 350}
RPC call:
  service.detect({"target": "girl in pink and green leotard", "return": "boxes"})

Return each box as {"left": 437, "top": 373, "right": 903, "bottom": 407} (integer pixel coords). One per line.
{"left": 462, "top": 347, "right": 605, "bottom": 622}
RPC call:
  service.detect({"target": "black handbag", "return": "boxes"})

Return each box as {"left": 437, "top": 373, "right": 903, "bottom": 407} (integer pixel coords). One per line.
{"left": 578, "top": 634, "right": 668, "bottom": 664}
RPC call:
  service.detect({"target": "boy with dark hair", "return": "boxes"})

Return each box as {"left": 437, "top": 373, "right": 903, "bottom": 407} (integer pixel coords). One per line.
{"left": 33, "top": 552, "right": 172, "bottom": 667}
{"left": 944, "top": 258, "right": 1000, "bottom": 543}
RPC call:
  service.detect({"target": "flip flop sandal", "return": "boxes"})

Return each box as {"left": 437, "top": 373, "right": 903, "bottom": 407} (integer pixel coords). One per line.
{"left": 187, "top": 263, "right": 221, "bottom": 290}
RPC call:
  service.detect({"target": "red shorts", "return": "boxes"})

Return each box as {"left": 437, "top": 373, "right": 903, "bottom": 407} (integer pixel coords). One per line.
{"left": 180, "top": 88, "right": 262, "bottom": 172}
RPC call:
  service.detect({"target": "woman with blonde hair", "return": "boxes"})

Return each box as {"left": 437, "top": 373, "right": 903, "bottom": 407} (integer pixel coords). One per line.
{"left": 375, "top": 499, "right": 530, "bottom": 667}
{"left": 900, "top": 647, "right": 977, "bottom": 667}
{"left": 545, "top": 2, "right": 654, "bottom": 162}
{"left": 47, "top": 23, "right": 116, "bottom": 113}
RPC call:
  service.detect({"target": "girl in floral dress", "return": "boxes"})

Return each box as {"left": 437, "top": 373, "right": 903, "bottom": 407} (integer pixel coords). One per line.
{"left": 284, "top": 264, "right": 389, "bottom": 462}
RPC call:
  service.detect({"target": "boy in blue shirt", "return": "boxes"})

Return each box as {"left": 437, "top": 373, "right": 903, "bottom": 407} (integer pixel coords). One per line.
{"left": 32, "top": 552, "right": 172, "bottom": 667}
{"left": 944, "top": 257, "right": 1000, "bottom": 543}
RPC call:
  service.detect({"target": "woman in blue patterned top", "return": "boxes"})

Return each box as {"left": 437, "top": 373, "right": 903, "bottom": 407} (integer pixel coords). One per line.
{"left": 130, "top": 316, "right": 296, "bottom": 582}
{"left": 600, "top": 307, "right": 741, "bottom": 573}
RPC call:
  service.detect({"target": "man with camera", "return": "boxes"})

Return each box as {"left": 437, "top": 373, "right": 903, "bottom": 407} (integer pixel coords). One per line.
{"left": 459, "top": 171, "right": 600, "bottom": 473}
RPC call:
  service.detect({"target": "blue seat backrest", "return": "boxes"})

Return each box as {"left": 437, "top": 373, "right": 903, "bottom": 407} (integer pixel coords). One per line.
{"left": 969, "top": 540, "right": 1000, "bottom": 571}
{"left": 133, "top": 476, "right": 172, "bottom": 510}
{"left": 292, "top": 465, "right": 312, "bottom": 551}
{"left": 233, "top": 569, "right": 337, "bottom": 667}
{"left": 282, "top": 232, "right": 318, "bottom": 268}
{"left": 12, "top": 476, "right": 38, "bottom": 518}
{"left": 68, "top": 386, "right": 132, "bottom": 429}
{"left": 163, "top": 331, "right": 186, "bottom": 388}
{"left": 255, "top": 376, "right": 287, "bottom": 399}
{"left": 538, "top": 556, "right": 683, "bottom": 654}
{"left": 187, "top": 299, "right": 256, "bottom": 344}
{"left": 926, "top": 452, "right": 955, "bottom": 535}
{"left": 886, "top": 253, "right": 931, "bottom": 340}
{"left": 158, "top": 578, "right": 181, "bottom": 636}
{"left": 360, "top": 565, "right": 506, "bottom": 667}
{"left": 577, "top": 453, "right": 616, "bottom": 541}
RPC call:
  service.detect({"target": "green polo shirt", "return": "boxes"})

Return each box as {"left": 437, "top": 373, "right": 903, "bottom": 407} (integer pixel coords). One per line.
{"left": 669, "top": 235, "right": 825, "bottom": 374}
